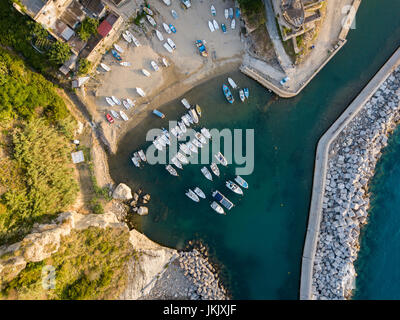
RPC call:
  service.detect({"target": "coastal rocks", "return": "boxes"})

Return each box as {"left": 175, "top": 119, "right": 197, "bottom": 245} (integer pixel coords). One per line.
{"left": 311, "top": 65, "right": 400, "bottom": 300}
{"left": 137, "top": 207, "right": 149, "bottom": 216}
{"left": 112, "top": 183, "right": 133, "bottom": 200}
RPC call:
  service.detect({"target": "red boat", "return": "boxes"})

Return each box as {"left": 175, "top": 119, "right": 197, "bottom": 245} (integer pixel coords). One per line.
{"left": 106, "top": 113, "right": 114, "bottom": 124}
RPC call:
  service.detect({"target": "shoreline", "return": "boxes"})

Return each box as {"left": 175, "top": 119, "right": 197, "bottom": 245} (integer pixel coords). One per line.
{"left": 300, "top": 46, "right": 400, "bottom": 299}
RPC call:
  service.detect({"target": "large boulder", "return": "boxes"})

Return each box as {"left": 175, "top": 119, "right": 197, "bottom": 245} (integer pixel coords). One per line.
{"left": 113, "top": 183, "right": 133, "bottom": 200}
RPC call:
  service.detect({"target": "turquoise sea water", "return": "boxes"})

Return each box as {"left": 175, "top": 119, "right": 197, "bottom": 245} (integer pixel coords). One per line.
{"left": 108, "top": 1, "right": 400, "bottom": 299}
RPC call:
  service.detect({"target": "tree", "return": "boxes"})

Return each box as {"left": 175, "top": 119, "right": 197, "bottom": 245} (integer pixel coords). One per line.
{"left": 77, "top": 18, "right": 99, "bottom": 41}
{"left": 78, "top": 58, "right": 92, "bottom": 75}
{"left": 47, "top": 41, "right": 71, "bottom": 65}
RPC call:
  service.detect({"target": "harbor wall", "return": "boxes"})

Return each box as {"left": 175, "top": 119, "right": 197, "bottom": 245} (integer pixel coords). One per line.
{"left": 300, "top": 46, "right": 400, "bottom": 300}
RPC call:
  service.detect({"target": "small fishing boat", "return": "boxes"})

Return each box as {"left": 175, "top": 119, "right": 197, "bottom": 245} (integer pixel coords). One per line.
{"left": 153, "top": 139, "right": 163, "bottom": 151}
{"left": 167, "top": 38, "right": 176, "bottom": 50}
{"left": 244, "top": 87, "right": 249, "bottom": 99}
{"left": 142, "top": 69, "right": 151, "bottom": 77}
{"left": 157, "top": 136, "right": 166, "bottom": 147}
{"left": 178, "top": 121, "right": 187, "bottom": 133}
{"left": 162, "top": 128, "right": 170, "bottom": 139}
{"left": 146, "top": 15, "right": 157, "bottom": 27}
{"left": 155, "top": 30, "right": 164, "bottom": 41}
{"left": 211, "top": 5, "right": 216, "bottom": 16}
{"left": 231, "top": 19, "right": 236, "bottom": 30}
{"left": 186, "top": 112, "right": 194, "bottom": 124}
{"left": 210, "top": 162, "right": 220, "bottom": 176}
{"left": 151, "top": 60, "right": 159, "bottom": 71}
{"left": 100, "top": 63, "right": 111, "bottom": 71}
{"left": 195, "top": 132, "right": 207, "bottom": 144}
{"left": 181, "top": 115, "right": 190, "bottom": 127}
{"left": 110, "top": 110, "right": 120, "bottom": 119}
{"left": 226, "top": 180, "right": 243, "bottom": 195}
{"left": 221, "top": 23, "right": 227, "bottom": 34}
{"left": 212, "top": 190, "right": 234, "bottom": 210}
{"left": 236, "top": 7, "right": 241, "bottom": 18}
{"left": 160, "top": 134, "right": 170, "bottom": 145}
{"left": 171, "top": 156, "right": 183, "bottom": 169}
{"left": 111, "top": 96, "right": 121, "bottom": 105}
{"left": 224, "top": 9, "right": 229, "bottom": 19}
{"left": 105, "top": 97, "right": 115, "bottom": 106}
{"left": 166, "top": 164, "right": 178, "bottom": 176}
{"left": 120, "top": 110, "right": 129, "bottom": 121}
{"left": 123, "top": 100, "right": 131, "bottom": 109}
{"left": 126, "top": 31, "right": 141, "bottom": 47}
{"left": 169, "top": 24, "right": 177, "bottom": 33}
{"left": 138, "top": 150, "right": 147, "bottom": 162}
{"left": 194, "top": 187, "right": 206, "bottom": 199}
{"left": 170, "top": 127, "right": 178, "bottom": 137}
{"left": 181, "top": 98, "right": 191, "bottom": 109}
{"left": 192, "top": 138, "right": 203, "bottom": 149}
{"left": 122, "top": 33, "right": 132, "bottom": 43}
{"left": 162, "top": 58, "right": 169, "bottom": 67}
{"left": 171, "top": 10, "right": 178, "bottom": 19}
{"left": 120, "top": 61, "right": 131, "bottom": 67}
{"left": 187, "top": 141, "right": 198, "bottom": 154}
{"left": 134, "top": 152, "right": 141, "bottom": 164}
{"left": 179, "top": 143, "right": 191, "bottom": 155}
{"left": 211, "top": 201, "right": 225, "bottom": 215}
{"left": 215, "top": 152, "right": 228, "bottom": 166}
{"left": 201, "top": 166, "right": 213, "bottom": 181}
{"left": 213, "top": 19, "right": 219, "bottom": 30}
{"left": 229, "top": 7, "right": 234, "bottom": 19}
{"left": 175, "top": 125, "right": 182, "bottom": 137}
{"left": 195, "top": 40, "right": 208, "bottom": 57}
{"left": 163, "top": 23, "right": 171, "bottom": 34}
{"left": 136, "top": 87, "right": 146, "bottom": 97}
{"left": 127, "top": 98, "right": 135, "bottom": 107}
{"left": 162, "top": 0, "right": 171, "bottom": 5}
{"left": 222, "top": 84, "right": 234, "bottom": 103}
{"left": 186, "top": 189, "right": 200, "bottom": 202}
{"left": 189, "top": 109, "right": 199, "bottom": 124}
{"left": 201, "top": 127, "right": 211, "bottom": 139}
{"left": 195, "top": 104, "right": 202, "bottom": 117}
{"left": 228, "top": 77, "right": 237, "bottom": 89}
{"left": 163, "top": 42, "right": 173, "bottom": 53}
{"left": 106, "top": 113, "right": 114, "bottom": 124}
{"left": 153, "top": 109, "right": 165, "bottom": 118}
{"left": 177, "top": 152, "right": 189, "bottom": 165}
{"left": 114, "top": 44, "right": 124, "bottom": 53}
{"left": 235, "top": 175, "right": 248, "bottom": 189}
{"left": 239, "top": 89, "right": 245, "bottom": 102}
{"left": 143, "top": 6, "right": 153, "bottom": 16}
{"left": 111, "top": 49, "right": 122, "bottom": 61}
{"left": 208, "top": 20, "right": 215, "bottom": 32}
{"left": 131, "top": 154, "right": 140, "bottom": 167}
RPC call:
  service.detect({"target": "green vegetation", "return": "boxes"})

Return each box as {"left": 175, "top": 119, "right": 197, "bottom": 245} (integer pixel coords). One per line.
{"left": 47, "top": 42, "right": 72, "bottom": 65}
{"left": 76, "top": 18, "right": 99, "bottom": 41}
{"left": 238, "top": 0, "right": 264, "bottom": 14}
{"left": 78, "top": 58, "right": 92, "bottom": 75}
{"left": 1, "top": 227, "right": 133, "bottom": 299}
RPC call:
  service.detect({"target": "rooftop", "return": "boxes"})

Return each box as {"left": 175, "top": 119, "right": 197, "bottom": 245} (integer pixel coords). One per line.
{"left": 20, "top": 0, "right": 45, "bottom": 17}
{"left": 281, "top": 0, "right": 305, "bottom": 29}
{"left": 80, "top": 0, "right": 105, "bottom": 17}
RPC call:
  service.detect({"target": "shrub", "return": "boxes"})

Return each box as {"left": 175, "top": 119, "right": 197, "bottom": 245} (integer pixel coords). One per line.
{"left": 47, "top": 42, "right": 71, "bottom": 65}
{"left": 78, "top": 58, "right": 92, "bottom": 75}
{"left": 76, "top": 18, "right": 99, "bottom": 41}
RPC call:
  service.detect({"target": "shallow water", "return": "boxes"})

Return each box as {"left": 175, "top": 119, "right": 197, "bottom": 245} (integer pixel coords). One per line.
{"left": 108, "top": 1, "right": 400, "bottom": 299}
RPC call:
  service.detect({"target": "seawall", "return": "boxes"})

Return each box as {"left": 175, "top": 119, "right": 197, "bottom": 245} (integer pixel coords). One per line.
{"left": 300, "top": 46, "right": 400, "bottom": 300}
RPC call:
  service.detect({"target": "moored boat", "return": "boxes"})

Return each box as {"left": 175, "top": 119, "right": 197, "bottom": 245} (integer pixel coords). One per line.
{"left": 131, "top": 154, "right": 140, "bottom": 167}
{"left": 123, "top": 100, "right": 131, "bottom": 109}
{"left": 153, "top": 139, "right": 163, "bottom": 151}
{"left": 176, "top": 152, "right": 189, "bottom": 165}
{"left": 138, "top": 150, "right": 147, "bottom": 162}
{"left": 236, "top": 7, "right": 241, "bottom": 18}
{"left": 171, "top": 10, "right": 178, "bottom": 19}
{"left": 239, "top": 89, "right": 245, "bottom": 102}
{"left": 169, "top": 24, "right": 177, "bottom": 33}
{"left": 179, "top": 143, "right": 191, "bottom": 155}
{"left": 181, "top": 98, "right": 191, "bottom": 109}
{"left": 171, "top": 156, "right": 183, "bottom": 169}
{"left": 194, "top": 187, "right": 206, "bottom": 199}
{"left": 111, "top": 49, "right": 122, "bottom": 61}
{"left": 143, "top": 6, "right": 153, "bottom": 15}
{"left": 221, "top": 23, "right": 227, "bottom": 34}
{"left": 120, "top": 62, "right": 131, "bottom": 67}
{"left": 211, "top": 201, "right": 225, "bottom": 215}
{"left": 166, "top": 164, "right": 178, "bottom": 176}
{"left": 235, "top": 175, "right": 248, "bottom": 189}
{"left": 226, "top": 180, "right": 243, "bottom": 195}
{"left": 186, "top": 112, "right": 194, "bottom": 124}
{"left": 182, "top": 115, "right": 190, "bottom": 127}
{"left": 201, "top": 127, "right": 211, "bottom": 139}
{"left": 192, "top": 138, "right": 203, "bottom": 149}
{"left": 186, "top": 189, "right": 200, "bottom": 202}
{"left": 187, "top": 141, "right": 198, "bottom": 154}
{"left": 229, "top": 7, "right": 234, "bottom": 19}
{"left": 195, "top": 132, "right": 207, "bottom": 144}
{"left": 178, "top": 121, "right": 187, "bottom": 133}
{"left": 214, "top": 152, "right": 228, "bottom": 166}
{"left": 201, "top": 166, "right": 213, "bottom": 181}
{"left": 189, "top": 109, "right": 199, "bottom": 124}
{"left": 210, "top": 162, "right": 220, "bottom": 176}
{"left": 153, "top": 109, "right": 165, "bottom": 118}
{"left": 162, "top": 57, "right": 169, "bottom": 67}
{"left": 212, "top": 190, "right": 234, "bottom": 210}
{"left": 243, "top": 87, "right": 249, "bottom": 99}
{"left": 222, "top": 84, "right": 234, "bottom": 103}
{"left": 195, "top": 104, "right": 202, "bottom": 117}
{"left": 228, "top": 77, "right": 237, "bottom": 89}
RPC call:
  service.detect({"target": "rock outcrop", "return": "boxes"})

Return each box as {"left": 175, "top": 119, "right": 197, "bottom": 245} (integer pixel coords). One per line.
{"left": 112, "top": 183, "right": 133, "bottom": 200}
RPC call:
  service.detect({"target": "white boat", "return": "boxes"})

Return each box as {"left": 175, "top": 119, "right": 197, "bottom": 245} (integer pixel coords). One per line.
{"left": 186, "top": 113, "right": 194, "bottom": 124}
{"left": 171, "top": 156, "right": 183, "bottom": 169}
{"left": 239, "top": 89, "right": 245, "bottom": 102}
{"left": 175, "top": 125, "right": 182, "bottom": 137}
{"left": 208, "top": 21, "right": 215, "bottom": 32}
{"left": 100, "top": 63, "right": 110, "bottom": 72}
{"left": 228, "top": 77, "right": 237, "bottom": 89}
{"left": 201, "top": 166, "right": 213, "bottom": 181}
{"left": 131, "top": 155, "right": 140, "bottom": 167}
{"left": 157, "top": 136, "right": 166, "bottom": 148}
{"left": 122, "top": 33, "right": 132, "bottom": 43}
{"left": 226, "top": 180, "right": 243, "bottom": 195}
{"left": 123, "top": 100, "right": 131, "bottom": 109}
{"left": 170, "top": 127, "right": 178, "bottom": 137}
{"left": 201, "top": 127, "right": 211, "bottom": 139}
{"left": 179, "top": 143, "right": 191, "bottom": 155}
{"left": 155, "top": 30, "right": 164, "bottom": 41}
{"left": 176, "top": 152, "right": 189, "bottom": 164}
{"left": 192, "top": 138, "right": 203, "bottom": 149}
{"left": 114, "top": 44, "right": 124, "bottom": 53}
{"left": 181, "top": 115, "right": 190, "bottom": 127}
{"left": 178, "top": 121, "right": 187, "bottom": 133}
{"left": 126, "top": 31, "right": 141, "bottom": 47}
{"left": 211, "top": 5, "right": 216, "bottom": 16}
{"left": 120, "top": 110, "right": 129, "bottom": 121}
{"left": 211, "top": 201, "right": 225, "bottom": 215}
{"left": 153, "top": 139, "right": 163, "bottom": 151}
{"left": 111, "top": 96, "right": 121, "bottom": 105}
{"left": 163, "top": 42, "right": 173, "bottom": 53}
{"left": 162, "top": 0, "right": 171, "bottom": 6}
{"left": 120, "top": 61, "right": 131, "bottom": 67}
{"left": 110, "top": 110, "right": 120, "bottom": 119}
{"left": 231, "top": 19, "right": 236, "bottom": 30}
{"left": 189, "top": 109, "right": 199, "bottom": 124}
{"left": 160, "top": 134, "right": 170, "bottom": 145}
{"left": 213, "top": 19, "right": 219, "bottom": 30}
{"left": 151, "top": 60, "right": 159, "bottom": 71}
{"left": 146, "top": 15, "right": 157, "bottom": 27}
{"left": 235, "top": 175, "right": 249, "bottom": 189}
{"left": 105, "top": 97, "right": 115, "bottom": 106}
{"left": 142, "top": 69, "right": 151, "bottom": 77}
{"left": 126, "top": 98, "right": 135, "bottom": 107}
{"left": 195, "top": 132, "right": 207, "bottom": 144}
{"left": 210, "top": 162, "right": 220, "bottom": 176}
{"left": 162, "top": 58, "right": 169, "bottom": 67}
{"left": 167, "top": 38, "right": 176, "bottom": 50}
{"left": 224, "top": 9, "right": 229, "bottom": 19}
{"left": 171, "top": 10, "right": 178, "bottom": 19}
{"left": 186, "top": 189, "right": 200, "bottom": 202}
{"left": 138, "top": 150, "right": 147, "bottom": 162}
{"left": 229, "top": 7, "right": 234, "bottom": 19}
{"left": 181, "top": 98, "right": 191, "bottom": 109}
{"left": 215, "top": 152, "right": 228, "bottom": 166}
{"left": 136, "top": 87, "right": 146, "bottom": 97}
{"left": 163, "top": 23, "right": 171, "bottom": 34}
{"left": 194, "top": 187, "right": 206, "bottom": 199}
{"left": 187, "top": 141, "right": 198, "bottom": 153}
{"left": 166, "top": 164, "right": 178, "bottom": 176}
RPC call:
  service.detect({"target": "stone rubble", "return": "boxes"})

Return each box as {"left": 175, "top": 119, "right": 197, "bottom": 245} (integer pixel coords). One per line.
{"left": 312, "top": 66, "right": 400, "bottom": 299}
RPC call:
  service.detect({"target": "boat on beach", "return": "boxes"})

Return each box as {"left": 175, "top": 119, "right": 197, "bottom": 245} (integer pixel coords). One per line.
{"left": 155, "top": 30, "right": 164, "bottom": 41}
{"left": 211, "top": 201, "right": 225, "bottom": 215}
{"left": 153, "top": 109, "right": 165, "bottom": 118}
{"left": 213, "top": 19, "right": 219, "bottom": 30}
{"left": 236, "top": 7, "right": 241, "bottom": 18}
{"left": 142, "top": 69, "right": 151, "bottom": 77}
{"left": 162, "top": 58, "right": 169, "bottom": 67}
{"left": 231, "top": 19, "right": 236, "bottom": 30}
{"left": 114, "top": 44, "right": 124, "bottom": 53}
{"left": 146, "top": 15, "right": 157, "bottom": 27}
{"left": 181, "top": 98, "right": 191, "bottom": 109}
{"left": 162, "top": 0, "right": 171, "bottom": 5}
{"left": 235, "top": 175, "right": 248, "bottom": 189}
{"left": 194, "top": 187, "right": 206, "bottom": 199}
{"left": 244, "top": 88, "right": 249, "bottom": 99}
{"left": 106, "top": 97, "right": 115, "bottom": 106}
{"left": 221, "top": 23, "right": 227, "bottom": 34}
{"left": 151, "top": 60, "right": 159, "bottom": 71}
{"left": 127, "top": 98, "right": 135, "bottom": 107}
{"left": 166, "top": 164, "right": 178, "bottom": 176}
{"left": 195, "top": 40, "right": 208, "bottom": 57}
{"left": 222, "top": 84, "right": 234, "bottom": 103}
{"left": 111, "top": 96, "right": 121, "bottom": 105}
{"left": 171, "top": 10, "right": 178, "bottom": 19}
{"left": 111, "top": 49, "right": 122, "bottom": 61}
{"left": 186, "top": 189, "right": 200, "bottom": 202}
{"left": 126, "top": 31, "right": 141, "bottom": 47}
{"left": 143, "top": 6, "right": 153, "bottom": 15}
{"left": 201, "top": 127, "right": 211, "bottom": 139}
{"left": 229, "top": 7, "right": 234, "bottom": 19}
{"left": 138, "top": 150, "right": 147, "bottom": 162}
{"left": 157, "top": 136, "right": 166, "bottom": 147}
{"left": 210, "top": 162, "right": 220, "bottom": 176}
{"left": 187, "top": 141, "right": 198, "bottom": 154}
{"left": 189, "top": 109, "right": 199, "bottom": 124}
{"left": 215, "top": 152, "right": 228, "bottom": 166}
{"left": 201, "top": 166, "right": 213, "bottom": 181}
{"left": 224, "top": 9, "right": 229, "bottom": 19}
{"left": 226, "top": 180, "right": 243, "bottom": 195}
{"left": 171, "top": 156, "right": 183, "bottom": 169}
{"left": 239, "top": 89, "right": 245, "bottom": 102}
{"left": 122, "top": 33, "right": 132, "bottom": 43}
{"left": 136, "top": 87, "right": 146, "bottom": 97}
{"left": 169, "top": 24, "right": 177, "bottom": 33}
{"left": 163, "top": 23, "right": 171, "bottom": 34}
{"left": 212, "top": 190, "right": 234, "bottom": 210}
{"left": 211, "top": 5, "right": 216, "bottom": 16}
{"left": 208, "top": 21, "right": 215, "bottom": 32}
{"left": 110, "top": 110, "right": 120, "bottom": 119}
{"left": 195, "top": 104, "right": 202, "bottom": 117}
{"left": 123, "top": 100, "right": 131, "bottom": 109}
{"left": 100, "top": 63, "right": 111, "bottom": 71}
{"left": 167, "top": 38, "right": 176, "bottom": 50}
{"left": 163, "top": 42, "right": 173, "bottom": 53}
{"left": 120, "top": 61, "right": 131, "bottom": 67}
{"left": 120, "top": 110, "right": 129, "bottom": 121}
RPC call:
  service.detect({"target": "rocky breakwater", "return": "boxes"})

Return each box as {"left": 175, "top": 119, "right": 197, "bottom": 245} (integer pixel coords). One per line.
{"left": 312, "top": 66, "right": 400, "bottom": 299}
